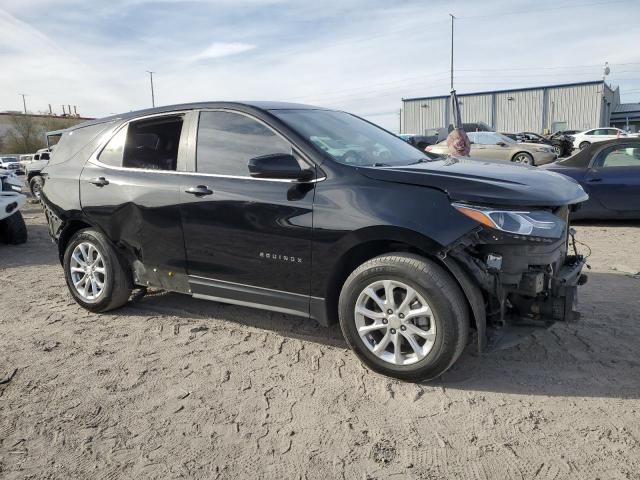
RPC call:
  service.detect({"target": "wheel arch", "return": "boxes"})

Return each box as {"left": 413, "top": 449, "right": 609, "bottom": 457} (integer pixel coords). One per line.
{"left": 319, "top": 226, "right": 484, "bottom": 345}
{"left": 57, "top": 219, "right": 94, "bottom": 263}
{"left": 511, "top": 151, "right": 534, "bottom": 162}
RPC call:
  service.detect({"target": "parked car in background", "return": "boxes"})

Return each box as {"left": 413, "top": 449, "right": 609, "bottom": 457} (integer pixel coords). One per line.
{"left": 572, "top": 127, "right": 629, "bottom": 150}
{"left": 39, "top": 101, "right": 588, "bottom": 381}
{"left": 541, "top": 138, "right": 640, "bottom": 220}
{"left": 548, "top": 129, "right": 580, "bottom": 140}
{"left": 518, "top": 131, "right": 573, "bottom": 157}
{"left": 0, "top": 156, "right": 23, "bottom": 174}
{"left": 427, "top": 131, "right": 557, "bottom": 165}
{"left": 25, "top": 149, "right": 52, "bottom": 199}
{"left": 0, "top": 168, "right": 27, "bottom": 244}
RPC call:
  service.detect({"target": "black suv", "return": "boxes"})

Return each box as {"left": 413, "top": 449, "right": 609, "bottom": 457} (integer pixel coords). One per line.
{"left": 41, "top": 102, "right": 588, "bottom": 381}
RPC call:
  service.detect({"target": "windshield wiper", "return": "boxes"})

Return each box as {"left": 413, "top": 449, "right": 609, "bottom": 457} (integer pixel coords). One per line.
{"left": 371, "top": 162, "right": 391, "bottom": 167}
{"left": 408, "top": 158, "right": 434, "bottom": 165}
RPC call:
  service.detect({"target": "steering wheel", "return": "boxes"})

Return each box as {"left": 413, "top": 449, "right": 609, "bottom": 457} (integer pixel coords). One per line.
{"left": 343, "top": 150, "right": 367, "bottom": 165}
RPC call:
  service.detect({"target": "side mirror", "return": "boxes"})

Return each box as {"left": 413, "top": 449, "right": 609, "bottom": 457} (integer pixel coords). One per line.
{"left": 248, "top": 153, "right": 314, "bottom": 181}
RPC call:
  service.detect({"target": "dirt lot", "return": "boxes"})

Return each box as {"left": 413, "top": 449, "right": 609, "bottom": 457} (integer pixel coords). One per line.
{"left": 1, "top": 202, "right": 640, "bottom": 480}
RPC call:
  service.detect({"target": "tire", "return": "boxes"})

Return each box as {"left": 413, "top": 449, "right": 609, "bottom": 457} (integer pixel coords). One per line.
{"left": 63, "top": 228, "right": 132, "bottom": 312}
{"left": 29, "top": 176, "right": 44, "bottom": 200}
{"left": 0, "top": 211, "right": 28, "bottom": 245}
{"left": 579, "top": 141, "right": 590, "bottom": 150}
{"left": 512, "top": 152, "right": 534, "bottom": 165}
{"left": 552, "top": 145, "right": 562, "bottom": 156}
{"left": 338, "top": 253, "right": 469, "bottom": 382}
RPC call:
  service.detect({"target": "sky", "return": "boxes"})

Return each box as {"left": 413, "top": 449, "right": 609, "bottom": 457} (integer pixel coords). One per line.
{"left": 1, "top": 0, "right": 639, "bottom": 131}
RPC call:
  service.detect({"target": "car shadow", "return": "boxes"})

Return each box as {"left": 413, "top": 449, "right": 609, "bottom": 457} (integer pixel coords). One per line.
{"left": 120, "top": 271, "right": 640, "bottom": 399}
{"left": 122, "top": 289, "right": 347, "bottom": 348}
{"left": 0, "top": 223, "right": 59, "bottom": 268}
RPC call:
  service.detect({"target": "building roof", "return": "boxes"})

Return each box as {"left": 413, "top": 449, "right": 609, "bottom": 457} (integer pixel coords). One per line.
{"left": 613, "top": 103, "right": 640, "bottom": 114}
{"left": 0, "top": 112, "right": 94, "bottom": 120}
{"left": 402, "top": 80, "right": 606, "bottom": 102}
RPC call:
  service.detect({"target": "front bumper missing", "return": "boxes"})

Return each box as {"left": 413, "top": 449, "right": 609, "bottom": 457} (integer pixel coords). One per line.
{"left": 445, "top": 228, "right": 588, "bottom": 352}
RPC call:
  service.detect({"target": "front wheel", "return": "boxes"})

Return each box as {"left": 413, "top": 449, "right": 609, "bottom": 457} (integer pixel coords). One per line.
{"left": 338, "top": 254, "right": 469, "bottom": 381}
{"left": 63, "top": 228, "right": 132, "bottom": 312}
{"left": 512, "top": 152, "right": 534, "bottom": 165}
{"left": 579, "top": 141, "right": 590, "bottom": 150}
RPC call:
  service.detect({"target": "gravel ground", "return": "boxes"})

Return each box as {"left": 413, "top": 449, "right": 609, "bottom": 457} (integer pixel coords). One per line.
{"left": 1, "top": 202, "right": 639, "bottom": 479}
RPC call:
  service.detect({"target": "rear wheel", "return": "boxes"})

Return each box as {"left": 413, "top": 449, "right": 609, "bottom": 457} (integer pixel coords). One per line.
{"left": 0, "top": 211, "right": 27, "bottom": 244}
{"left": 512, "top": 152, "right": 534, "bottom": 165}
{"left": 338, "top": 253, "right": 469, "bottom": 381}
{"left": 579, "top": 141, "right": 590, "bottom": 150}
{"left": 552, "top": 145, "right": 562, "bottom": 156}
{"left": 63, "top": 228, "right": 132, "bottom": 312}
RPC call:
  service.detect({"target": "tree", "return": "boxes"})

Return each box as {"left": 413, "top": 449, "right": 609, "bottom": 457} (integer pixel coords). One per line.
{"left": 3, "top": 114, "right": 46, "bottom": 153}
{"left": 3, "top": 114, "right": 79, "bottom": 154}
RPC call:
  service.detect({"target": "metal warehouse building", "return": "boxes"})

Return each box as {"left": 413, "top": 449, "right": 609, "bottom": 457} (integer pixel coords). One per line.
{"left": 401, "top": 80, "right": 620, "bottom": 135}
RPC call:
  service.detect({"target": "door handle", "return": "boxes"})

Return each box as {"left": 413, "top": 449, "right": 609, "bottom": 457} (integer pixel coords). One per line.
{"left": 587, "top": 178, "right": 602, "bottom": 183}
{"left": 89, "top": 177, "right": 109, "bottom": 187}
{"left": 185, "top": 185, "right": 213, "bottom": 196}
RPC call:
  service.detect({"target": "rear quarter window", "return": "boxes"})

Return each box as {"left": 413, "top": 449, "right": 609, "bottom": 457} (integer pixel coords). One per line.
{"left": 48, "top": 122, "right": 116, "bottom": 166}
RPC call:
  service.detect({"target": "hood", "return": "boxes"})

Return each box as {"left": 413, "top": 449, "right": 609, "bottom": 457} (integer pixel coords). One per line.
{"left": 359, "top": 156, "right": 588, "bottom": 207}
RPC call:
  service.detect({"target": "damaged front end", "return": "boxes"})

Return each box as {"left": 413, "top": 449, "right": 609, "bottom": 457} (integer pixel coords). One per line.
{"left": 445, "top": 202, "right": 588, "bottom": 351}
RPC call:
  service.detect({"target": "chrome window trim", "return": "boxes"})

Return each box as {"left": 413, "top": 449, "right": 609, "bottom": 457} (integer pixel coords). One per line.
{"left": 87, "top": 108, "right": 325, "bottom": 184}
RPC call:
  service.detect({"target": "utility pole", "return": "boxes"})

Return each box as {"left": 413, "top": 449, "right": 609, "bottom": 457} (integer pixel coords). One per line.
{"left": 147, "top": 71, "right": 156, "bottom": 107}
{"left": 19, "top": 93, "right": 27, "bottom": 114}
{"left": 449, "top": 14, "right": 455, "bottom": 91}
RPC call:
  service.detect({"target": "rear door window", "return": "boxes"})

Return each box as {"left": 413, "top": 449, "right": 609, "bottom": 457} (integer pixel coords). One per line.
{"left": 98, "top": 115, "right": 184, "bottom": 170}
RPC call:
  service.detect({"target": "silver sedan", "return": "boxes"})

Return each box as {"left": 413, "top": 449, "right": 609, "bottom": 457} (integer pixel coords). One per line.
{"left": 426, "top": 131, "right": 557, "bottom": 166}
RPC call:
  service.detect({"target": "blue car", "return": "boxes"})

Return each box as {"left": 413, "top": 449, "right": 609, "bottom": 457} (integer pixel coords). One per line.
{"left": 541, "top": 138, "right": 640, "bottom": 220}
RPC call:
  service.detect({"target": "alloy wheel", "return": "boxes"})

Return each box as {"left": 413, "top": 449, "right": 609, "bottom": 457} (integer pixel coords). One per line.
{"left": 513, "top": 154, "right": 532, "bottom": 165}
{"left": 69, "top": 242, "right": 106, "bottom": 301}
{"left": 354, "top": 280, "right": 436, "bottom": 365}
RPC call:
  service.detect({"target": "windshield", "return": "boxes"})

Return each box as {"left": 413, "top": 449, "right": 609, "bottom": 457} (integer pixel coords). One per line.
{"left": 272, "top": 109, "right": 434, "bottom": 166}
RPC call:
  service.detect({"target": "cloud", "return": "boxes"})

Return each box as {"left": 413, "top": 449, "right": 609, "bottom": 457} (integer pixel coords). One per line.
{"left": 0, "top": 0, "right": 639, "bottom": 131}
{"left": 189, "top": 42, "right": 256, "bottom": 62}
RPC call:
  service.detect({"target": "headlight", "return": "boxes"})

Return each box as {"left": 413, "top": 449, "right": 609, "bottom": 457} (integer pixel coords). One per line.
{"left": 453, "top": 203, "right": 565, "bottom": 239}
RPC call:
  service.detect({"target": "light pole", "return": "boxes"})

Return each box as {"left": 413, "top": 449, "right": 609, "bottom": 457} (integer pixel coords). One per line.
{"left": 19, "top": 93, "right": 27, "bottom": 114}
{"left": 449, "top": 14, "right": 455, "bottom": 91}
{"left": 147, "top": 71, "right": 156, "bottom": 107}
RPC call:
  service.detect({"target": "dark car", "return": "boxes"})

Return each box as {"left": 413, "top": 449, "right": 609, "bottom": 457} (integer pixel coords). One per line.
{"left": 541, "top": 138, "right": 640, "bottom": 220}
{"left": 40, "top": 101, "right": 588, "bottom": 381}
{"left": 548, "top": 129, "right": 580, "bottom": 140}
{"left": 505, "top": 132, "right": 573, "bottom": 157}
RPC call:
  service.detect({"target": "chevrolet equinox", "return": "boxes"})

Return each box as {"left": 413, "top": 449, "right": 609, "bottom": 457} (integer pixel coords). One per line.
{"left": 40, "top": 102, "right": 588, "bottom": 381}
